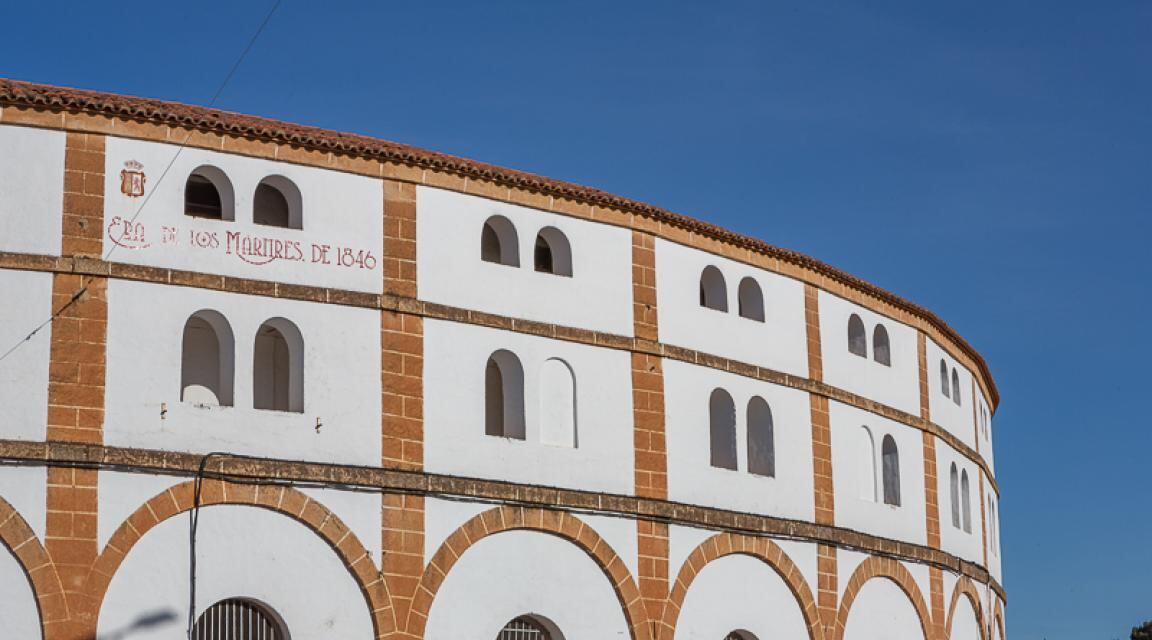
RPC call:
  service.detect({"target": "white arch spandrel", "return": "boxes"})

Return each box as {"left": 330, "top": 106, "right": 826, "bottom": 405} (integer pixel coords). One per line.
{"left": 842, "top": 577, "right": 926, "bottom": 640}
{"left": 674, "top": 554, "right": 809, "bottom": 640}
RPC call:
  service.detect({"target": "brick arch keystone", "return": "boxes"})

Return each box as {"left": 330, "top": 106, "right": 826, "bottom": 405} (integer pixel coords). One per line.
{"left": 658, "top": 532, "right": 823, "bottom": 640}
{"left": 834, "top": 556, "right": 933, "bottom": 640}
{"left": 0, "top": 494, "right": 68, "bottom": 639}
{"left": 84, "top": 479, "right": 395, "bottom": 639}
{"left": 407, "top": 506, "right": 649, "bottom": 640}
{"left": 945, "top": 576, "right": 987, "bottom": 640}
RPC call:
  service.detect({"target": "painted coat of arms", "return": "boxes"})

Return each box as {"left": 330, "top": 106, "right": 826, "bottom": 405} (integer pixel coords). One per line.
{"left": 120, "top": 160, "right": 146, "bottom": 197}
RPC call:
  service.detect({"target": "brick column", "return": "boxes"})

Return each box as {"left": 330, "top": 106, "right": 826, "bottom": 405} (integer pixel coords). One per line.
{"left": 632, "top": 230, "right": 658, "bottom": 342}
{"left": 44, "top": 132, "right": 108, "bottom": 639}
{"left": 804, "top": 284, "right": 838, "bottom": 636}
{"left": 919, "top": 332, "right": 945, "bottom": 640}
{"left": 383, "top": 180, "right": 417, "bottom": 299}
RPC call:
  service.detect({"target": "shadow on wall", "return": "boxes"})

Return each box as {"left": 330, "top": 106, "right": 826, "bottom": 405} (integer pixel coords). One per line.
{"left": 93, "top": 608, "right": 179, "bottom": 640}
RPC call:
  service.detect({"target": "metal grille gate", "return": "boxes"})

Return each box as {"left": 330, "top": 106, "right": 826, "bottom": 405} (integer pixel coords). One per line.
{"left": 497, "top": 616, "right": 552, "bottom": 640}
{"left": 191, "top": 599, "right": 284, "bottom": 640}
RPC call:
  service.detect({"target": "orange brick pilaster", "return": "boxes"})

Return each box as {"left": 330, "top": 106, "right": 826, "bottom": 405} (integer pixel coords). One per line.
{"left": 817, "top": 544, "right": 838, "bottom": 638}
{"left": 929, "top": 567, "right": 946, "bottom": 640}
{"left": 918, "top": 332, "right": 942, "bottom": 549}
{"left": 806, "top": 285, "right": 839, "bottom": 636}
{"left": 632, "top": 230, "right": 658, "bottom": 342}
{"left": 383, "top": 180, "right": 417, "bottom": 298}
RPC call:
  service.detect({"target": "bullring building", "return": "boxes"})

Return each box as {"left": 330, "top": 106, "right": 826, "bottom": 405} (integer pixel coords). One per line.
{"left": 0, "top": 78, "right": 1003, "bottom": 640}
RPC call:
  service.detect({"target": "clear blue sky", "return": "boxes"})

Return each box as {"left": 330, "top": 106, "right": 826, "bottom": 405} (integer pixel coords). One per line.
{"left": 3, "top": 2, "right": 1149, "bottom": 638}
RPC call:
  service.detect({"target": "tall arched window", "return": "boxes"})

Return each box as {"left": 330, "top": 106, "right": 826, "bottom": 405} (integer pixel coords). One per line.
{"left": 940, "top": 359, "right": 950, "bottom": 398}
{"left": 181, "top": 310, "right": 235, "bottom": 406}
{"left": 253, "top": 175, "right": 303, "bottom": 229}
{"left": 872, "top": 324, "right": 891, "bottom": 366}
{"left": 949, "top": 463, "right": 960, "bottom": 528}
{"left": 858, "top": 426, "right": 877, "bottom": 501}
{"left": 534, "top": 227, "right": 573, "bottom": 276}
{"left": 991, "top": 500, "right": 999, "bottom": 553}
{"left": 960, "top": 470, "right": 972, "bottom": 533}
{"left": 737, "top": 277, "right": 764, "bottom": 321}
{"left": 185, "top": 166, "right": 235, "bottom": 220}
{"left": 746, "top": 396, "right": 774, "bottom": 477}
{"left": 881, "top": 434, "right": 901, "bottom": 506}
{"left": 192, "top": 598, "right": 286, "bottom": 640}
{"left": 699, "top": 266, "right": 728, "bottom": 312}
{"left": 848, "top": 314, "right": 867, "bottom": 357}
{"left": 951, "top": 368, "right": 961, "bottom": 405}
{"left": 480, "top": 215, "right": 520, "bottom": 267}
{"left": 485, "top": 350, "right": 525, "bottom": 439}
{"left": 253, "top": 318, "right": 304, "bottom": 413}
{"left": 539, "top": 358, "right": 576, "bottom": 447}
{"left": 497, "top": 616, "right": 561, "bottom": 640}
{"left": 709, "top": 388, "right": 737, "bottom": 470}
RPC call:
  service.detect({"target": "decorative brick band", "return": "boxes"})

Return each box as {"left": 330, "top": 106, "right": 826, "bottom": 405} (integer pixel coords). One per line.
{"left": 0, "top": 439, "right": 1006, "bottom": 602}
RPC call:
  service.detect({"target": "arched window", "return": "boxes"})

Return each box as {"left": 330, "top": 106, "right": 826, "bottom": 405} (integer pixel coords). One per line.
{"left": 539, "top": 358, "right": 576, "bottom": 447}
{"left": 949, "top": 463, "right": 960, "bottom": 528}
{"left": 485, "top": 350, "right": 525, "bottom": 439}
{"left": 940, "top": 359, "right": 950, "bottom": 398}
{"left": 497, "top": 616, "right": 561, "bottom": 640}
{"left": 699, "top": 266, "right": 728, "bottom": 312}
{"left": 737, "top": 277, "right": 765, "bottom": 321}
{"left": 709, "top": 388, "right": 737, "bottom": 470}
{"left": 534, "top": 227, "right": 573, "bottom": 276}
{"left": 951, "top": 368, "right": 961, "bottom": 405}
{"left": 181, "top": 310, "right": 234, "bottom": 406}
{"left": 746, "top": 396, "right": 774, "bottom": 477}
{"left": 991, "top": 500, "right": 999, "bottom": 553}
{"left": 872, "top": 324, "right": 891, "bottom": 366}
{"left": 185, "top": 166, "right": 235, "bottom": 220}
{"left": 253, "top": 175, "right": 303, "bottom": 229}
{"left": 192, "top": 598, "right": 286, "bottom": 640}
{"left": 858, "top": 426, "right": 877, "bottom": 501}
{"left": 253, "top": 318, "right": 304, "bottom": 413}
{"left": 847, "top": 314, "right": 867, "bottom": 357}
{"left": 881, "top": 434, "right": 901, "bottom": 506}
{"left": 960, "top": 470, "right": 972, "bottom": 533}
{"left": 725, "top": 633, "right": 759, "bottom": 640}
{"left": 480, "top": 215, "right": 520, "bottom": 267}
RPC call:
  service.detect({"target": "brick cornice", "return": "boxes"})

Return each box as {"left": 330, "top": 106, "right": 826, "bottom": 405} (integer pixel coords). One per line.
{"left": 0, "top": 438, "right": 1006, "bottom": 602}
{"left": 0, "top": 78, "right": 999, "bottom": 408}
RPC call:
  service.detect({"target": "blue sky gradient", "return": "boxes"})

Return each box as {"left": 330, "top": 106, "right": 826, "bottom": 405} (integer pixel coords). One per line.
{"left": 3, "top": 2, "right": 1150, "bottom": 638}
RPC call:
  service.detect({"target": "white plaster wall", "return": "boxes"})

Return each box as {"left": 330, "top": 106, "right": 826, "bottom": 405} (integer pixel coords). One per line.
{"left": 104, "top": 280, "right": 381, "bottom": 466}
{"left": 0, "top": 269, "right": 52, "bottom": 442}
{"left": 654, "top": 239, "right": 809, "bottom": 377}
{"left": 0, "top": 466, "right": 46, "bottom": 542}
{"left": 417, "top": 186, "right": 633, "bottom": 335}
{"left": 927, "top": 338, "right": 976, "bottom": 448}
{"left": 818, "top": 292, "right": 919, "bottom": 415}
{"left": 841, "top": 576, "right": 926, "bottom": 640}
{"left": 98, "top": 504, "right": 373, "bottom": 640}
{"left": 0, "top": 545, "right": 41, "bottom": 640}
{"left": 935, "top": 440, "right": 984, "bottom": 564}
{"left": 985, "top": 485, "right": 1003, "bottom": 582}
{"left": 423, "top": 320, "right": 634, "bottom": 494}
{"left": 102, "top": 137, "right": 384, "bottom": 293}
{"left": 675, "top": 554, "right": 810, "bottom": 640}
{"left": 423, "top": 498, "right": 637, "bottom": 577}
{"left": 950, "top": 593, "right": 982, "bottom": 640}
{"left": 0, "top": 124, "right": 64, "bottom": 256}
{"left": 424, "top": 529, "right": 630, "bottom": 640}
{"left": 663, "top": 360, "right": 814, "bottom": 520}
{"left": 830, "top": 401, "right": 927, "bottom": 545}
{"left": 978, "top": 395, "right": 996, "bottom": 473}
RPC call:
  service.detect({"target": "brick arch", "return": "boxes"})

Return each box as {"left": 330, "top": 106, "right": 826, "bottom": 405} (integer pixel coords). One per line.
{"left": 945, "top": 576, "right": 987, "bottom": 640}
{"left": 408, "top": 506, "right": 649, "bottom": 640}
{"left": 0, "top": 494, "right": 67, "bottom": 639}
{"left": 84, "top": 479, "right": 394, "bottom": 639}
{"left": 992, "top": 599, "right": 1005, "bottom": 640}
{"left": 834, "top": 556, "right": 933, "bottom": 640}
{"left": 658, "top": 533, "right": 823, "bottom": 640}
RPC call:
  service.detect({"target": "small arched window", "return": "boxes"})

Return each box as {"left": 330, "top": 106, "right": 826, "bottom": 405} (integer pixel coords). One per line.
{"left": 881, "top": 434, "right": 901, "bottom": 506}
{"left": 746, "top": 396, "right": 774, "bottom": 477}
{"left": 253, "top": 176, "right": 303, "bottom": 229}
{"left": 539, "top": 358, "right": 576, "bottom": 447}
{"left": 497, "top": 616, "right": 560, "bottom": 640}
{"left": 480, "top": 215, "right": 520, "bottom": 267}
{"left": 185, "top": 166, "right": 235, "bottom": 220}
{"left": 940, "top": 359, "right": 950, "bottom": 398}
{"left": 253, "top": 318, "right": 304, "bottom": 413}
{"left": 737, "top": 277, "right": 765, "bottom": 322}
{"left": 848, "top": 314, "right": 867, "bottom": 358}
{"left": 192, "top": 598, "right": 286, "bottom": 640}
{"left": 960, "top": 469, "right": 972, "bottom": 533}
{"left": 534, "top": 227, "right": 573, "bottom": 276}
{"left": 951, "top": 368, "right": 961, "bottom": 406}
{"left": 858, "top": 426, "right": 877, "bottom": 501}
{"left": 872, "top": 324, "right": 891, "bottom": 366}
{"left": 485, "top": 350, "right": 525, "bottom": 439}
{"left": 709, "top": 388, "right": 737, "bottom": 470}
{"left": 699, "top": 266, "right": 728, "bottom": 312}
{"left": 725, "top": 632, "right": 759, "bottom": 640}
{"left": 181, "top": 310, "right": 235, "bottom": 407}
{"left": 949, "top": 463, "right": 960, "bottom": 528}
